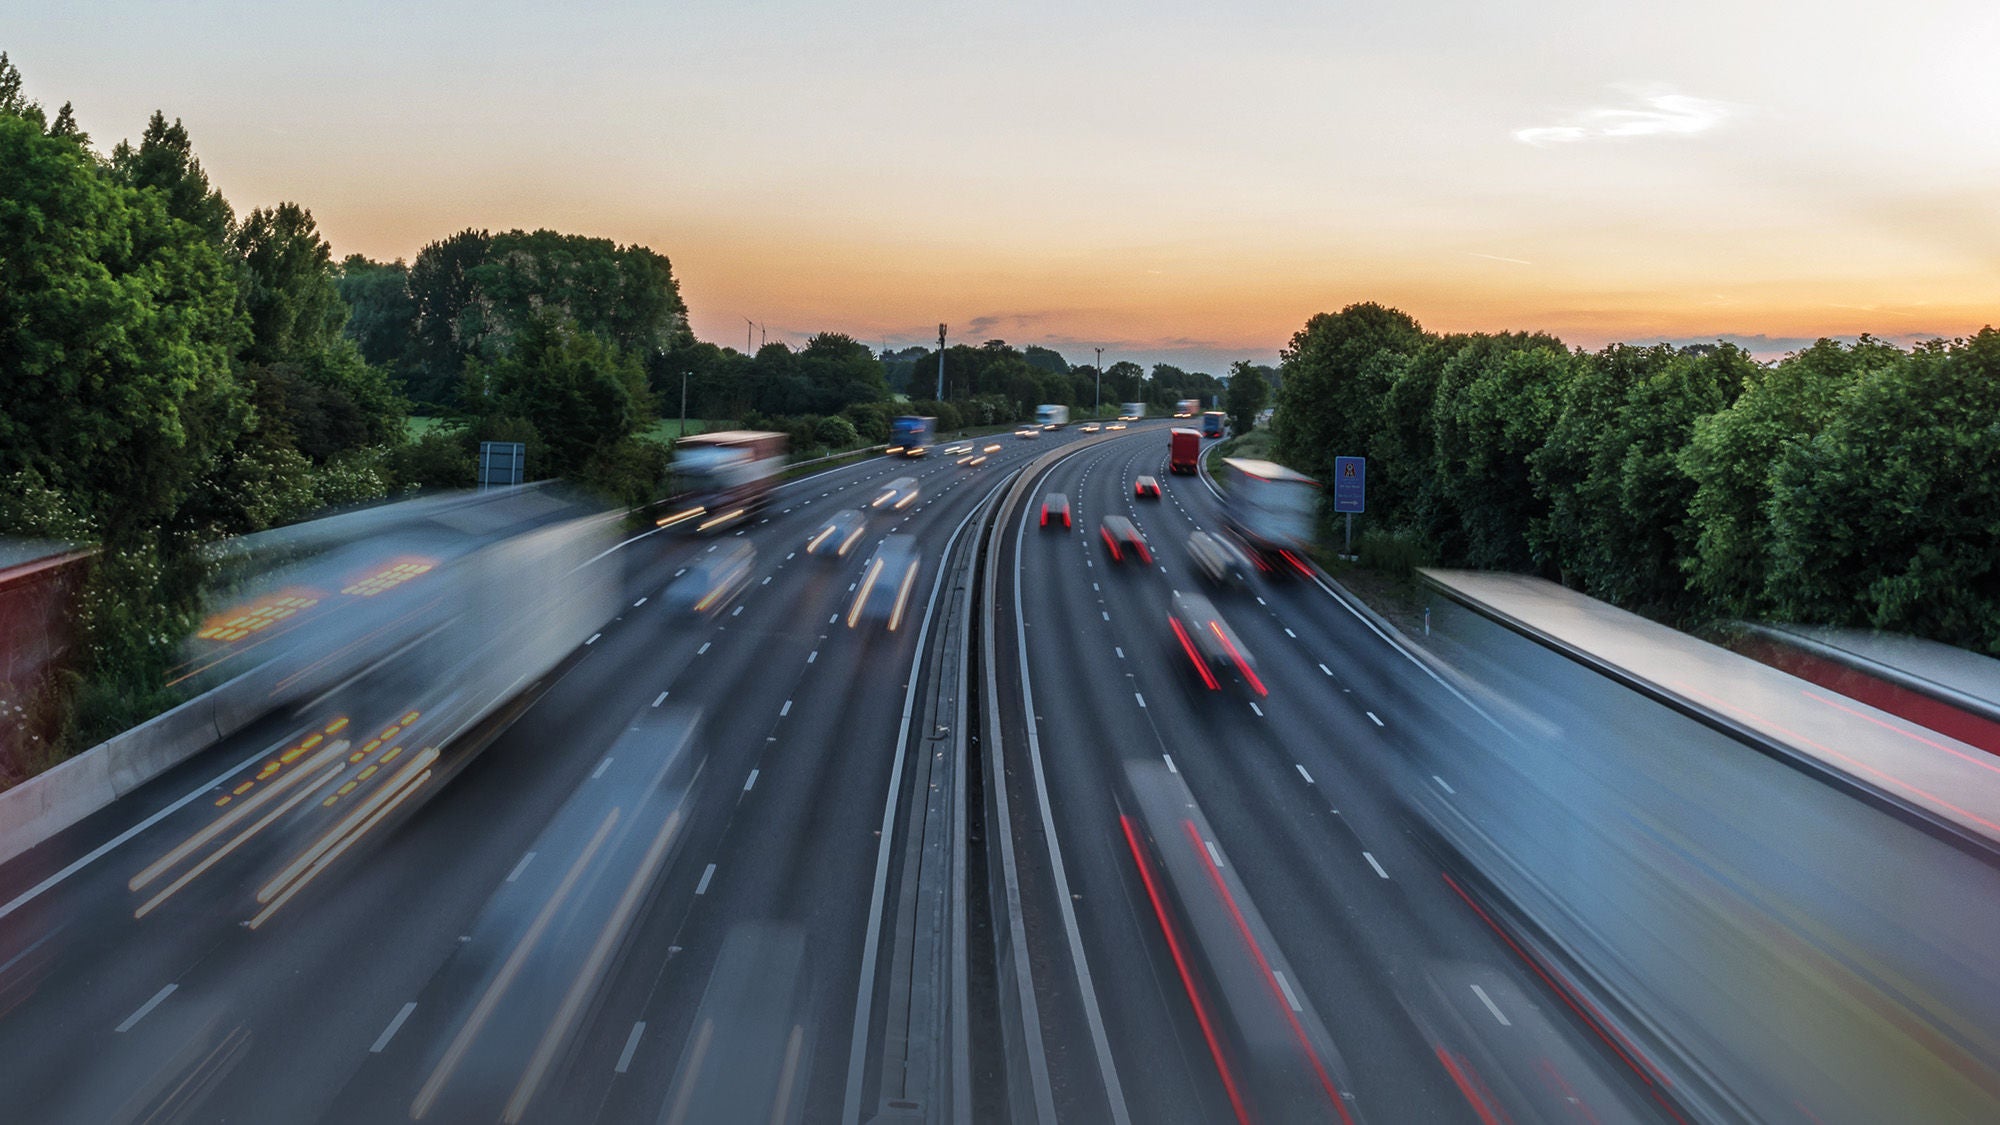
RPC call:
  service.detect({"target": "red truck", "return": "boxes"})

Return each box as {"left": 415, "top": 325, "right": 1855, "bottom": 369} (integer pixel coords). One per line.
{"left": 1168, "top": 427, "right": 1202, "bottom": 475}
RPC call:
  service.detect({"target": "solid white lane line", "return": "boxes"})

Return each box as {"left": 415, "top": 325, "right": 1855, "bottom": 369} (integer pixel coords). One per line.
{"left": 695, "top": 863, "right": 716, "bottom": 894}
{"left": 1472, "top": 984, "right": 1512, "bottom": 1026}
{"left": 697, "top": 642, "right": 711, "bottom": 655}
{"left": 1249, "top": 702, "right": 1264, "bottom": 717}
{"left": 592, "top": 758, "right": 613, "bottom": 779}
{"left": 1296, "top": 763, "right": 1314, "bottom": 784}
{"left": 116, "top": 984, "right": 176, "bottom": 1033}
{"left": 1433, "top": 775, "right": 1455, "bottom": 794}
{"left": 780, "top": 700, "right": 793, "bottom": 717}
{"left": 1363, "top": 852, "right": 1389, "bottom": 879}
{"left": 615, "top": 1021, "right": 646, "bottom": 1073}
{"left": 653, "top": 692, "right": 668, "bottom": 707}
{"left": 1205, "top": 840, "right": 1225, "bottom": 868}
{"left": 372, "top": 1002, "right": 418, "bottom": 1052}
{"left": 507, "top": 851, "right": 537, "bottom": 882}
{"left": 1274, "top": 970, "right": 1303, "bottom": 1013}
{"left": 1366, "top": 711, "right": 1384, "bottom": 727}
{"left": 1163, "top": 754, "right": 1178, "bottom": 774}
{"left": 744, "top": 769, "right": 759, "bottom": 792}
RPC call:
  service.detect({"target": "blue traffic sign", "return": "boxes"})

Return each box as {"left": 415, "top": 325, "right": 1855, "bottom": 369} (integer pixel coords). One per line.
{"left": 1333, "top": 456, "right": 1365, "bottom": 513}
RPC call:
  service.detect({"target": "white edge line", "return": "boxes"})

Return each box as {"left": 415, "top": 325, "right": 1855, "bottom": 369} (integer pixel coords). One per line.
{"left": 1472, "top": 984, "right": 1512, "bottom": 1026}
{"left": 695, "top": 863, "right": 716, "bottom": 894}
{"left": 115, "top": 983, "right": 177, "bottom": 1033}
{"left": 615, "top": 1020, "right": 646, "bottom": 1073}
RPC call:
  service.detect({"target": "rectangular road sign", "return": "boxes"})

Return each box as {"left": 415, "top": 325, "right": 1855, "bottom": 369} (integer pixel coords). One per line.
{"left": 1333, "top": 456, "right": 1365, "bottom": 513}
{"left": 478, "top": 441, "right": 525, "bottom": 490}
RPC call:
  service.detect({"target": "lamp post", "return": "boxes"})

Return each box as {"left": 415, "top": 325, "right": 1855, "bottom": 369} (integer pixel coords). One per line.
{"left": 1094, "top": 346, "right": 1103, "bottom": 417}
{"left": 679, "top": 368, "right": 689, "bottom": 439}
{"left": 936, "top": 323, "right": 947, "bottom": 401}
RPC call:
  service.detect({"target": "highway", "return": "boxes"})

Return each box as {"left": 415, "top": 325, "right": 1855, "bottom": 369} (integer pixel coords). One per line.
{"left": 3, "top": 422, "right": 1999, "bottom": 1123}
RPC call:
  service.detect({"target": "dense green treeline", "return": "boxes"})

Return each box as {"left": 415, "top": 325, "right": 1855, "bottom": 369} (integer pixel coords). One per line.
{"left": 1271, "top": 303, "right": 2000, "bottom": 653}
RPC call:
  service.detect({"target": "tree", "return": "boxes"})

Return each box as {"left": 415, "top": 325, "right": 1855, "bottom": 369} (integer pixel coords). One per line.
{"left": 1429, "top": 338, "right": 1576, "bottom": 572}
{"left": 1023, "top": 345, "right": 1070, "bottom": 374}
{"left": 406, "top": 229, "right": 494, "bottom": 406}
{"left": 109, "top": 111, "right": 233, "bottom": 244}
{"left": 232, "top": 202, "right": 348, "bottom": 365}
{"left": 336, "top": 254, "right": 416, "bottom": 371}
{"left": 1225, "top": 360, "right": 1269, "bottom": 436}
{"left": 1273, "top": 303, "right": 1427, "bottom": 493}
{"left": 471, "top": 313, "right": 652, "bottom": 480}
{"left": 1764, "top": 330, "right": 2000, "bottom": 651}
{"left": 1679, "top": 337, "right": 1896, "bottom": 616}
{"left": 0, "top": 112, "right": 249, "bottom": 541}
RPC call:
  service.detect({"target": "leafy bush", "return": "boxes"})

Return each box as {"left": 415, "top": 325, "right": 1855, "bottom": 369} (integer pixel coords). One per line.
{"left": 815, "top": 414, "right": 859, "bottom": 449}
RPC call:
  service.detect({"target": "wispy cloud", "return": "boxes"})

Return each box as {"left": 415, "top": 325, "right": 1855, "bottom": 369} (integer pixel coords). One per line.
{"left": 1514, "top": 88, "right": 1735, "bottom": 147}
{"left": 1468, "top": 252, "right": 1533, "bottom": 266}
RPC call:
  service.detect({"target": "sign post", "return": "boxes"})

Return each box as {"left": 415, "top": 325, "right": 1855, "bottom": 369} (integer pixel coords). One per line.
{"left": 1332, "top": 456, "right": 1365, "bottom": 557}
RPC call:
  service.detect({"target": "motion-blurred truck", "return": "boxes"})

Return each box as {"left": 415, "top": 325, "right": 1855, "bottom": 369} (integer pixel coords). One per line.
{"left": 1120, "top": 402, "right": 1145, "bottom": 421}
{"left": 1221, "top": 457, "right": 1320, "bottom": 573}
{"left": 1035, "top": 404, "right": 1070, "bottom": 429}
{"left": 1174, "top": 398, "right": 1201, "bottom": 418}
{"left": 673, "top": 430, "right": 789, "bottom": 531}
{"left": 1168, "top": 427, "right": 1202, "bottom": 475}
{"left": 888, "top": 415, "right": 936, "bottom": 457}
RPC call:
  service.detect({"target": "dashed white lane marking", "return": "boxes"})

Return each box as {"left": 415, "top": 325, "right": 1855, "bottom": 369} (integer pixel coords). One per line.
{"left": 1135, "top": 692, "right": 1147, "bottom": 709}
{"left": 633, "top": 597, "right": 647, "bottom": 608}
{"left": 592, "top": 757, "right": 613, "bottom": 779}
{"left": 829, "top": 614, "right": 839, "bottom": 624}
{"left": 1163, "top": 754, "right": 1178, "bottom": 774}
{"left": 787, "top": 552, "right": 796, "bottom": 560}
{"left": 1319, "top": 663, "right": 1333, "bottom": 676}
{"left": 761, "top": 576, "right": 773, "bottom": 586}
{"left": 1273, "top": 970, "right": 1303, "bottom": 1013}
{"left": 1092, "top": 582, "right": 1100, "bottom": 591}
{"left": 674, "top": 568, "right": 687, "bottom": 577}
{"left": 696, "top": 864, "right": 716, "bottom": 894}
{"left": 1249, "top": 702, "right": 1264, "bottom": 717}
{"left": 780, "top": 700, "right": 793, "bottom": 717}
{"left": 371, "top": 1001, "right": 418, "bottom": 1053}
{"left": 1433, "top": 775, "right": 1456, "bottom": 794}
{"left": 1363, "top": 852, "right": 1389, "bottom": 880}
{"left": 1284, "top": 628, "right": 1296, "bottom": 638}
{"left": 653, "top": 692, "right": 668, "bottom": 708}
{"left": 808, "top": 651, "right": 818, "bottom": 664}
{"left": 116, "top": 984, "right": 177, "bottom": 1033}
{"left": 1471, "top": 984, "right": 1511, "bottom": 1026}
{"left": 697, "top": 642, "right": 711, "bottom": 655}
{"left": 586, "top": 633, "right": 602, "bottom": 645}
{"left": 1366, "top": 711, "right": 1384, "bottom": 727}
{"left": 732, "top": 606, "right": 745, "bottom": 617}
{"left": 1115, "top": 647, "right": 1125, "bottom": 659}
{"left": 615, "top": 1021, "right": 646, "bottom": 1074}
{"left": 744, "top": 769, "right": 759, "bottom": 792}
{"left": 1296, "top": 763, "right": 1314, "bottom": 784}
{"left": 1205, "top": 840, "right": 1225, "bottom": 868}
{"left": 507, "top": 851, "right": 537, "bottom": 882}
{"left": 1100, "top": 611, "right": 1110, "bottom": 621}
{"left": 1256, "top": 596, "right": 1267, "bottom": 605}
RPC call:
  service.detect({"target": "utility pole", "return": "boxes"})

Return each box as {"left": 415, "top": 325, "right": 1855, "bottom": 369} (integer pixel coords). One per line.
{"left": 745, "top": 317, "right": 753, "bottom": 354}
{"left": 1094, "top": 346, "right": 1103, "bottom": 417}
{"left": 936, "top": 323, "right": 947, "bottom": 401}
{"left": 680, "top": 368, "right": 689, "bottom": 439}
{"left": 760, "top": 323, "right": 767, "bottom": 349}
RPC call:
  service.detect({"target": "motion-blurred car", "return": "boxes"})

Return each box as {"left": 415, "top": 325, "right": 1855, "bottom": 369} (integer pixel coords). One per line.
{"left": 1186, "top": 530, "right": 1254, "bottom": 588}
{"left": 1015, "top": 428, "right": 1040, "bottom": 440}
{"left": 1079, "top": 423, "right": 1101, "bottom": 433}
{"left": 1099, "top": 516, "right": 1152, "bottom": 564}
{"left": 943, "top": 443, "right": 973, "bottom": 455}
{"left": 1040, "top": 493, "right": 1072, "bottom": 529}
{"left": 805, "top": 509, "right": 868, "bottom": 558}
{"left": 668, "top": 541, "right": 756, "bottom": 615}
{"left": 847, "top": 535, "right": 921, "bottom": 631}
{"left": 1169, "top": 591, "right": 1267, "bottom": 696}
{"left": 1106, "top": 422, "right": 1127, "bottom": 430}
{"left": 871, "top": 476, "right": 920, "bottom": 510}
{"left": 1134, "top": 475, "right": 1162, "bottom": 499}
{"left": 982, "top": 443, "right": 1003, "bottom": 454}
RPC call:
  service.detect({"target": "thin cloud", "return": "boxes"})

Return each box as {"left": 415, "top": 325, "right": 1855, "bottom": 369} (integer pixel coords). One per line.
{"left": 1468, "top": 252, "right": 1533, "bottom": 266}
{"left": 1515, "top": 89, "right": 1735, "bottom": 147}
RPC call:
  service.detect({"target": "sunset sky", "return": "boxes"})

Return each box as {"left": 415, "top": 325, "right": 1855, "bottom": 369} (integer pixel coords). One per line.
{"left": 11, "top": 0, "right": 1999, "bottom": 372}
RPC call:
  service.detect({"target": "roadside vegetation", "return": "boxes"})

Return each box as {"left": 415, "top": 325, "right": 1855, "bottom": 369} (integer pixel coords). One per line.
{"left": 1267, "top": 303, "right": 2000, "bottom": 653}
